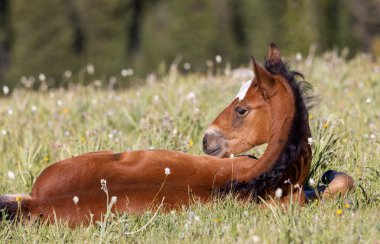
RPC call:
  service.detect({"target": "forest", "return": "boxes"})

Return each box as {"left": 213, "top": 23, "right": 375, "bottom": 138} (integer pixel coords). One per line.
{"left": 0, "top": 0, "right": 379, "bottom": 86}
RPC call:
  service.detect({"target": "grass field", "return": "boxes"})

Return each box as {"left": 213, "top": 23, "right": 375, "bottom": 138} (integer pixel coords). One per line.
{"left": 1, "top": 52, "right": 380, "bottom": 243}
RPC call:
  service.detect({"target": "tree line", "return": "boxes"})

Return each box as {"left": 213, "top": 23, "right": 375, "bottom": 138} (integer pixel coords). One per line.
{"left": 0, "top": 0, "right": 379, "bottom": 87}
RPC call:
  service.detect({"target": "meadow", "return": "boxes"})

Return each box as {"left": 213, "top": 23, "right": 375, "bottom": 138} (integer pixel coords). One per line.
{"left": 0, "top": 52, "right": 379, "bottom": 243}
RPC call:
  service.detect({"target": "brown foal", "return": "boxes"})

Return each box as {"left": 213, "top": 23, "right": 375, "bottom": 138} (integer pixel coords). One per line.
{"left": 0, "top": 44, "right": 353, "bottom": 226}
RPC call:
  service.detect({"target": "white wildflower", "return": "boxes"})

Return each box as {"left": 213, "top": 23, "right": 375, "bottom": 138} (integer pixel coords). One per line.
{"left": 1, "top": 129, "right": 6, "bottom": 136}
{"left": 308, "top": 178, "right": 316, "bottom": 186}
{"left": 3, "top": 85, "right": 9, "bottom": 95}
{"left": 86, "top": 63, "right": 95, "bottom": 74}
{"left": 38, "top": 73, "right": 46, "bottom": 81}
{"left": 73, "top": 196, "right": 79, "bottom": 205}
{"left": 64, "top": 70, "right": 72, "bottom": 78}
{"left": 20, "top": 76, "right": 27, "bottom": 85}
{"left": 31, "top": 105, "right": 37, "bottom": 112}
{"left": 370, "top": 134, "right": 376, "bottom": 140}
{"left": 93, "top": 80, "right": 102, "bottom": 87}
{"left": 186, "top": 91, "right": 196, "bottom": 101}
{"left": 215, "top": 55, "right": 222, "bottom": 63}
{"left": 307, "top": 137, "right": 313, "bottom": 145}
{"left": 183, "top": 62, "right": 191, "bottom": 70}
{"left": 172, "top": 129, "right": 178, "bottom": 136}
{"left": 7, "top": 171, "right": 15, "bottom": 180}
{"left": 100, "top": 179, "right": 107, "bottom": 192}
{"left": 188, "top": 211, "right": 196, "bottom": 219}
{"left": 252, "top": 235, "right": 261, "bottom": 243}
{"left": 110, "top": 196, "right": 117, "bottom": 204}
{"left": 295, "top": 52, "right": 303, "bottom": 62}
{"left": 7, "top": 108, "right": 13, "bottom": 115}
{"left": 153, "top": 95, "right": 160, "bottom": 104}
{"left": 194, "top": 215, "right": 200, "bottom": 222}
{"left": 275, "top": 188, "right": 283, "bottom": 198}
{"left": 56, "top": 100, "right": 63, "bottom": 107}
{"left": 121, "top": 68, "right": 133, "bottom": 77}
{"left": 64, "top": 131, "right": 70, "bottom": 137}
{"left": 20, "top": 76, "right": 34, "bottom": 88}
{"left": 128, "top": 69, "right": 134, "bottom": 76}
{"left": 165, "top": 167, "right": 171, "bottom": 176}
{"left": 284, "top": 179, "right": 291, "bottom": 184}
{"left": 366, "top": 98, "right": 371, "bottom": 104}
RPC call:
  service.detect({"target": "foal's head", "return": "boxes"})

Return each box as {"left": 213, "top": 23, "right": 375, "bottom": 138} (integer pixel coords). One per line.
{"left": 203, "top": 44, "right": 295, "bottom": 157}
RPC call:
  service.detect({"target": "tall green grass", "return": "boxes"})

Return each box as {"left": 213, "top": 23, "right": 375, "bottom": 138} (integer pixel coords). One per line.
{"left": 1, "top": 52, "right": 379, "bottom": 242}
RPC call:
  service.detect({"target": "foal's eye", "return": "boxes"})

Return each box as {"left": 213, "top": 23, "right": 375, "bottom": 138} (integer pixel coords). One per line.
{"left": 235, "top": 106, "right": 249, "bottom": 117}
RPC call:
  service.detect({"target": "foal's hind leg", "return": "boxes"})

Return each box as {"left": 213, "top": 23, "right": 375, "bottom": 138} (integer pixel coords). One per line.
{"left": 305, "top": 170, "right": 354, "bottom": 201}
{"left": 320, "top": 170, "right": 354, "bottom": 198}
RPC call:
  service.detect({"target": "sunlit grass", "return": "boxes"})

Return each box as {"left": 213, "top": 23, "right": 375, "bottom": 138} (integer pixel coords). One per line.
{"left": 1, "top": 52, "right": 380, "bottom": 242}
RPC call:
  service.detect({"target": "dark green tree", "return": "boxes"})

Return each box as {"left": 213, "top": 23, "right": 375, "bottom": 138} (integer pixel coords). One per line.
{"left": 134, "top": 0, "right": 238, "bottom": 73}
{"left": 282, "top": 0, "right": 317, "bottom": 55}
{"left": 9, "top": 0, "right": 79, "bottom": 84}
{"left": 0, "top": 0, "right": 11, "bottom": 83}
{"left": 72, "top": 0, "right": 128, "bottom": 75}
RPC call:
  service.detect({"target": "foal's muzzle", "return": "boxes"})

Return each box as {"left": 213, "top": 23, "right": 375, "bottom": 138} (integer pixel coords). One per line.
{"left": 202, "top": 129, "right": 228, "bottom": 157}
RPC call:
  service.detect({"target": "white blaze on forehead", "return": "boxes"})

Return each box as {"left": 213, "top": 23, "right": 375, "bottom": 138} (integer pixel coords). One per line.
{"left": 236, "top": 79, "right": 253, "bottom": 101}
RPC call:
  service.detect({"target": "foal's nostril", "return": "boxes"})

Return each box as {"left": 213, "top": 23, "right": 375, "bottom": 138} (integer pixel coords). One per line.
{"left": 203, "top": 136, "right": 208, "bottom": 148}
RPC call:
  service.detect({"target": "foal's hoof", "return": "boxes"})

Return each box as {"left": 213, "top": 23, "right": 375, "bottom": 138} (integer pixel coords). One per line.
{"left": 321, "top": 170, "right": 354, "bottom": 198}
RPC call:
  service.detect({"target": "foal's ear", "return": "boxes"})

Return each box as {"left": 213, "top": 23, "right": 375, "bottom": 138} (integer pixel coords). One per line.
{"left": 267, "top": 43, "right": 281, "bottom": 63}
{"left": 251, "top": 56, "right": 276, "bottom": 99}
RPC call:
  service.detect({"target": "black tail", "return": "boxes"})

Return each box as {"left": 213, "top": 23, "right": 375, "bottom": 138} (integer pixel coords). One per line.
{"left": 0, "top": 194, "right": 30, "bottom": 221}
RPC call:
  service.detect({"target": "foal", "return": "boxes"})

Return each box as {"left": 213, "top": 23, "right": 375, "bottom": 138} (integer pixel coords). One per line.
{"left": 0, "top": 44, "right": 353, "bottom": 226}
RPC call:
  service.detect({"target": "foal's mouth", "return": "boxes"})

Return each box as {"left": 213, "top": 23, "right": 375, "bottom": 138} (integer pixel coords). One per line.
{"left": 204, "top": 147, "right": 222, "bottom": 156}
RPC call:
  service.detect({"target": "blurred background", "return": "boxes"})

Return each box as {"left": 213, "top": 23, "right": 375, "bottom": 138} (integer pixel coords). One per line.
{"left": 0, "top": 0, "right": 380, "bottom": 88}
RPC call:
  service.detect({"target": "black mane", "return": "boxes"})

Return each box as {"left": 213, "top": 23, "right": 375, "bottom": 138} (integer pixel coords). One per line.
{"left": 223, "top": 59, "right": 314, "bottom": 200}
